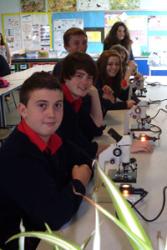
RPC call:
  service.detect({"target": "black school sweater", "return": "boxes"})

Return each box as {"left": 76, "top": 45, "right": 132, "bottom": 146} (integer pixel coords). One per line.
{"left": 0, "top": 128, "right": 91, "bottom": 250}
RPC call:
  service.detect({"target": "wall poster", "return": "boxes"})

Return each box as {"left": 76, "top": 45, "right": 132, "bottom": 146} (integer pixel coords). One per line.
{"left": 48, "top": 0, "right": 76, "bottom": 12}
{"left": 21, "top": 14, "right": 50, "bottom": 51}
{"left": 53, "top": 18, "right": 83, "bottom": 57}
{"left": 77, "top": 0, "right": 110, "bottom": 10}
{"left": 3, "top": 13, "right": 50, "bottom": 54}
{"left": 3, "top": 14, "right": 21, "bottom": 53}
{"left": 20, "top": 0, "right": 46, "bottom": 12}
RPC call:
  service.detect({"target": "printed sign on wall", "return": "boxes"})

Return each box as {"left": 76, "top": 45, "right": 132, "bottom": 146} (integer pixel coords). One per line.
{"left": 77, "top": 0, "right": 110, "bottom": 10}
{"left": 20, "top": 0, "right": 46, "bottom": 12}
{"left": 53, "top": 18, "right": 83, "bottom": 57}
{"left": 3, "top": 15, "right": 21, "bottom": 52}
{"left": 48, "top": 0, "right": 76, "bottom": 12}
{"left": 3, "top": 13, "right": 50, "bottom": 53}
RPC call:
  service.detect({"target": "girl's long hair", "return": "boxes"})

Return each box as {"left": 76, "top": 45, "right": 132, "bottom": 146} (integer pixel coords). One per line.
{"left": 97, "top": 50, "right": 123, "bottom": 91}
{"left": 103, "top": 21, "right": 132, "bottom": 52}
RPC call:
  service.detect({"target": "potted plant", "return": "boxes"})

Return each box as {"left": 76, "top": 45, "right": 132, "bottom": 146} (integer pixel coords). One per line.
{"left": 7, "top": 161, "right": 155, "bottom": 250}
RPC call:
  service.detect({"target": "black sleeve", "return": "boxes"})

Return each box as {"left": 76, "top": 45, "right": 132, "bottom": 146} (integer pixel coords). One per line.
{"left": 78, "top": 95, "right": 105, "bottom": 141}
{"left": 64, "top": 140, "right": 94, "bottom": 178}
{"left": 116, "top": 86, "right": 139, "bottom": 104}
{"left": 0, "top": 55, "right": 10, "bottom": 76}
{"left": 101, "top": 98, "right": 127, "bottom": 114}
{"left": 0, "top": 150, "right": 86, "bottom": 231}
{"left": 115, "top": 87, "right": 129, "bottom": 101}
{"left": 96, "top": 84, "right": 127, "bottom": 116}
{"left": 58, "top": 119, "right": 98, "bottom": 160}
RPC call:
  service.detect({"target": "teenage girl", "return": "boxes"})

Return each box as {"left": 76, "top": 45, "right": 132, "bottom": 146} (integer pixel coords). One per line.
{"left": 96, "top": 49, "right": 136, "bottom": 116}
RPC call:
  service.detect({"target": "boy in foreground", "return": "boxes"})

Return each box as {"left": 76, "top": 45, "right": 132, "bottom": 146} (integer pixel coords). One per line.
{"left": 0, "top": 72, "right": 92, "bottom": 250}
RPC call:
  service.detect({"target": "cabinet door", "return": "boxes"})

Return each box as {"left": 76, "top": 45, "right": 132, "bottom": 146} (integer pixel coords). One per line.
{"left": 135, "top": 58, "right": 149, "bottom": 76}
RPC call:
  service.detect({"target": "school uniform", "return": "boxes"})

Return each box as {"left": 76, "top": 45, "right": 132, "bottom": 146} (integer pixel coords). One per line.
{"left": 57, "top": 84, "right": 104, "bottom": 159}
{"left": 96, "top": 74, "right": 140, "bottom": 117}
{"left": 96, "top": 77, "right": 129, "bottom": 115}
{"left": 0, "top": 119, "right": 92, "bottom": 250}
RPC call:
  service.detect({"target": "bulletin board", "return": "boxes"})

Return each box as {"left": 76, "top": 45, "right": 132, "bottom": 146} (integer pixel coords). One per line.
{"left": 104, "top": 10, "right": 167, "bottom": 56}
{"left": 147, "top": 15, "right": 167, "bottom": 53}
{"left": 48, "top": 0, "right": 109, "bottom": 12}
{"left": 2, "top": 10, "right": 167, "bottom": 57}
{"left": 2, "top": 12, "right": 51, "bottom": 53}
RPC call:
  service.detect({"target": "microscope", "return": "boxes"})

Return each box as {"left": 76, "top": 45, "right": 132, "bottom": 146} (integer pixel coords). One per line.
{"left": 98, "top": 128, "right": 137, "bottom": 183}
{"left": 129, "top": 76, "right": 147, "bottom": 99}
{"left": 126, "top": 100, "right": 151, "bottom": 131}
{"left": 128, "top": 64, "right": 147, "bottom": 99}
{"left": 124, "top": 100, "right": 160, "bottom": 142}
{"left": 125, "top": 69, "right": 161, "bottom": 142}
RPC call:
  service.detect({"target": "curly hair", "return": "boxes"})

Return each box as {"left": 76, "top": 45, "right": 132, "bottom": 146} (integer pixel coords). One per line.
{"left": 111, "top": 44, "right": 129, "bottom": 77}
{"left": 103, "top": 22, "right": 132, "bottom": 52}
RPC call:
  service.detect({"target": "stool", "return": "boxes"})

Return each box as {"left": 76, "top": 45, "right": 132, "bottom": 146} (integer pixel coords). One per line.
{"left": 5, "top": 91, "right": 18, "bottom": 112}
{"left": 0, "top": 128, "right": 11, "bottom": 146}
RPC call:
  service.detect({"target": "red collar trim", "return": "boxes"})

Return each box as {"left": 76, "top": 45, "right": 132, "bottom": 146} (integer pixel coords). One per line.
{"left": 18, "top": 119, "right": 62, "bottom": 155}
{"left": 62, "top": 84, "right": 82, "bottom": 112}
{"left": 121, "top": 79, "right": 128, "bottom": 89}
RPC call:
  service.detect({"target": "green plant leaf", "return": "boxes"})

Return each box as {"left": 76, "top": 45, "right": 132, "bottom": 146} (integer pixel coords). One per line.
{"left": 83, "top": 193, "right": 151, "bottom": 250}
{"left": 44, "top": 224, "right": 62, "bottom": 250}
{"left": 93, "top": 207, "right": 101, "bottom": 250}
{"left": 95, "top": 161, "right": 153, "bottom": 250}
{"left": 7, "top": 231, "right": 81, "bottom": 250}
{"left": 80, "top": 229, "right": 95, "bottom": 249}
{"left": 45, "top": 223, "right": 52, "bottom": 234}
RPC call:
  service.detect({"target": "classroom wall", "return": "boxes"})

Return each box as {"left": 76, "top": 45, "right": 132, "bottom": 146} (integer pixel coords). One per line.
{"left": 1, "top": 0, "right": 167, "bottom": 15}
{"left": 0, "top": 0, "right": 20, "bottom": 13}
{"left": 0, "top": 0, "right": 49, "bottom": 14}
{"left": 1, "top": 0, "right": 167, "bottom": 57}
{"left": 140, "top": 0, "right": 167, "bottom": 10}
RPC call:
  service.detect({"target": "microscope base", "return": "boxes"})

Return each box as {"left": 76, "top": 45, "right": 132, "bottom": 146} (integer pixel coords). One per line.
{"left": 131, "top": 130, "right": 159, "bottom": 142}
{"left": 131, "top": 127, "right": 151, "bottom": 132}
{"left": 108, "top": 169, "right": 137, "bottom": 183}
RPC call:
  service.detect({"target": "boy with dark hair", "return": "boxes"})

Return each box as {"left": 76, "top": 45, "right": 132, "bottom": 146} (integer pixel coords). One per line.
{"left": 60, "top": 52, "right": 153, "bottom": 155}
{"left": 57, "top": 51, "right": 107, "bottom": 158}
{"left": 0, "top": 71, "right": 92, "bottom": 250}
{"left": 52, "top": 27, "right": 88, "bottom": 81}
